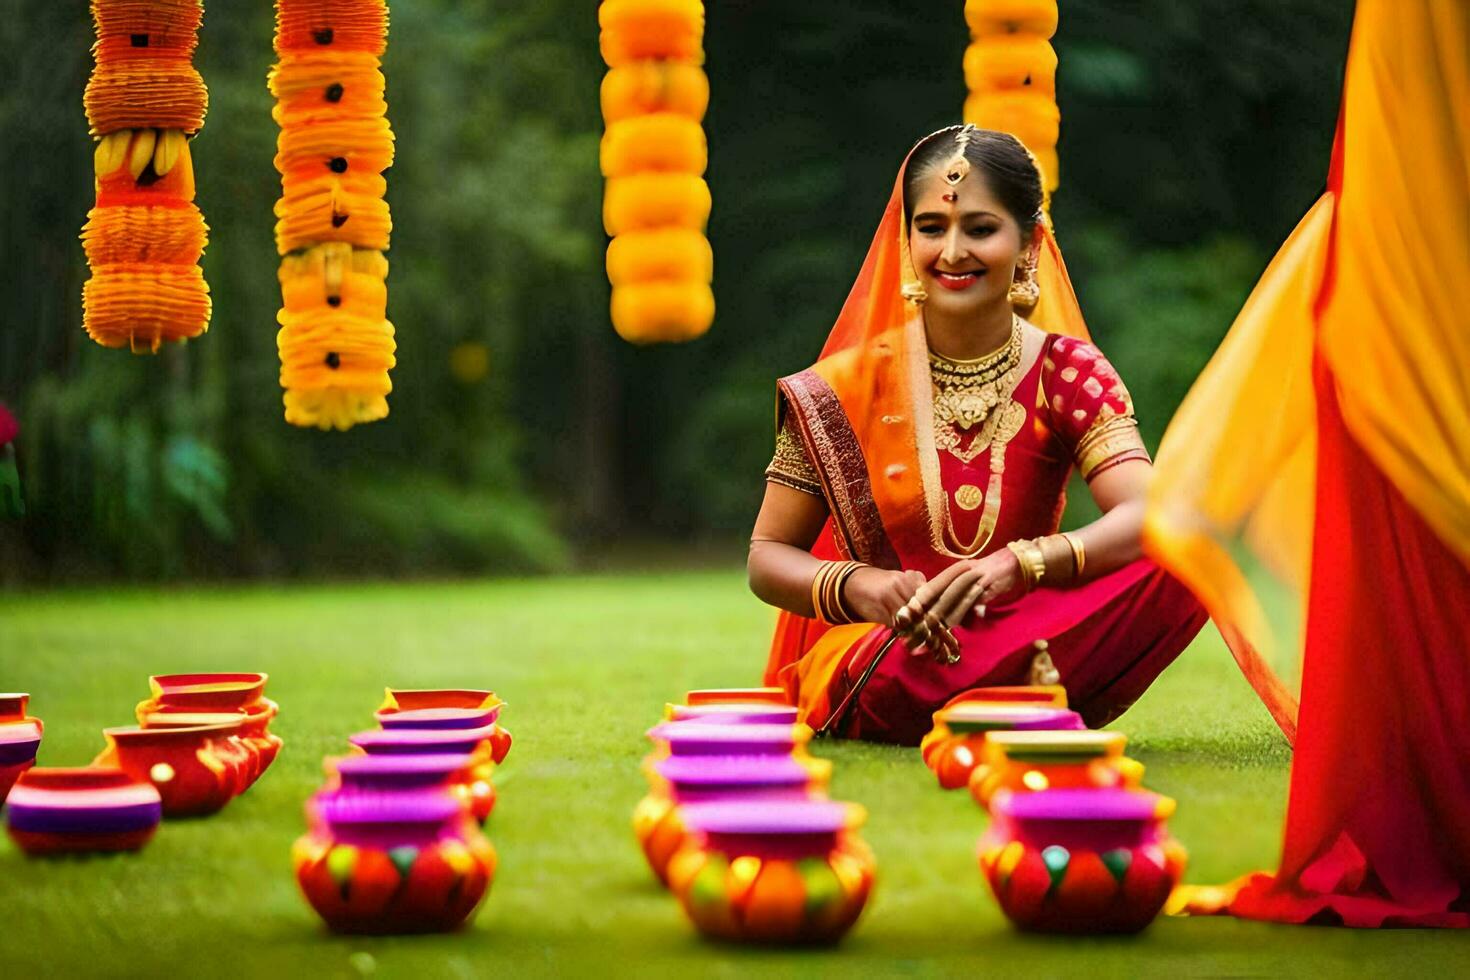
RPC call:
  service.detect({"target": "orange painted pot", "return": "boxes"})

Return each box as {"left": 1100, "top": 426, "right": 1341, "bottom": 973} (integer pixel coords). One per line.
{"left": 668, "top": 800, "right": 875, "bottom": 945}
{"left": 979, "top": 788, "right": 1186, "bottom": 934}
{"left": 97, "top": 722, "right": 248, "bottom": 817}
{"left": 969, "top": 730, "right": 1143, "bottom": 805}
{"left": 294, "top": 790, "right": 496, "bottom": 934}
{"left": 139, "top": 711, "right": 263, "bottom": 788}
{"left": 921, "top": 704, "right": 1085, "bottom": 790}
{"left": 144, "top": 672, "right": 268, "bottom": 713}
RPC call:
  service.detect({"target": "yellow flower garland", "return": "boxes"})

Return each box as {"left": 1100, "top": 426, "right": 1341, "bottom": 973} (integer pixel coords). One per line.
{"left": 270, "top": 0, "right": 396, "bottom": 431}
{"left": 81, "top": 0, "right": 211, "bottom": 353}
{"left": 599, "top": 0, "right": 715, "bottom": 344}
{"left": 962, "top": 0, "right": 1061, "bottom": 209}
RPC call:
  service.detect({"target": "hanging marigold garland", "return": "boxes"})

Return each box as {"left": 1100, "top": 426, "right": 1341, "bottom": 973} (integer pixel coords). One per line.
{"left": 81, "top": 0, "right": 211, "bottom": 353}
{"left": 599, "top": 0, "right": 715, "bottom": 344}
{"left": 269, "top": 0, "right": 396, "bottom": 431}
{"left": 962, "top": 0, "right": 1061, "bottom": 212}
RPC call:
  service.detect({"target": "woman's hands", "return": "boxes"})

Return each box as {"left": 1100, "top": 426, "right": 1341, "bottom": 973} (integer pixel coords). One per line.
{"left": 882, "top": 549, "right": 1027, "bottom": 660}
{"left": 842, "top": 566, "right": 928, "bottom": 629}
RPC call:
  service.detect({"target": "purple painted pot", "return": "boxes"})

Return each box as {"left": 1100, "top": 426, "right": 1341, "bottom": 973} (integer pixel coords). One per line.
{"left": 349, "top": 725, "right": 499, "bottom": 756}
{"left": 375, "top": 706, "right": 502, "bottom": 731}
{"left": 679, "top": 799, "right": 864, "bottom": 860}
{"left": 653, "top": 754, "right": 831, "bottom": 804}
{"left": 5, "top": 767, "right": 162, "bottom": 855}
{"left": 665, "top": 703, "right": 800, "bottom": 725}
{"left": 647, "top": 721, "right": 810, "bottom": 758}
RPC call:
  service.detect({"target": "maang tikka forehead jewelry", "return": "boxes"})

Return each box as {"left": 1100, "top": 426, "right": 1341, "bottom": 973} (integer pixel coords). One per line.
{"left": 944, "top": 124, "right": 978, "bottom": 186}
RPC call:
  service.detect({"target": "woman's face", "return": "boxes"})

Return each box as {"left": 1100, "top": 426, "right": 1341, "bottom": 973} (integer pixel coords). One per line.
{"left": 907, "top": 167, "right": 1032, "bottom": 319}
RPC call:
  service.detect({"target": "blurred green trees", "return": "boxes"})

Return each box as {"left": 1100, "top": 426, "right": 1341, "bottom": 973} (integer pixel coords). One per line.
{"left": 0, "top": 1, "right": 1351, "bottom": 581}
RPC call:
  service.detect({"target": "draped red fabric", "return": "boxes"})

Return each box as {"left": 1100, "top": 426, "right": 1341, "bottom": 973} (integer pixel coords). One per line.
{"left": 1226, "top": 362, "right": 1470, "bottom": 926}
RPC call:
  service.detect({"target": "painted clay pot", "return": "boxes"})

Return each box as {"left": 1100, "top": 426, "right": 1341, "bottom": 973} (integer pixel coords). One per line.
{"left": 0, "top": 717, "right": 43, "bottom": 804}
{"left": 6, "top": 766, "right": 161, "bottom": 855}
{"left": 293, "top": 789, "right": 496, "bottom": 934}
{"left": 685, "top": 688, "right": 790, "bottom": 707}
{"left": 379, "top": 688, "right": 502, "bottom": 712}
{"left": 0, "top": 692, "right": 42, "bottom": 730}
{"left": 969, "top": 730, "right": 1144, "bottom": 805}
{"left": 97, "top": 722, "right": 249, "bottom": 817}
{"left": 142, "top": 699, "right": 282, "bottom": 783}
{"left": 921, "top": 704, "right": 1085, "bottom": 790}
{"left": 376, "top": 706, "right": 511, "bottom": 765}
{"left": 633, "top": 754, "right": 832, "bottom": 886}
{"left": 314, "top": 753, "right": 480, "bottom": 830}
{"left": 646, "top": 721, "right": 812, "bottom": 761}
{"left": 980, "top": 788, "right": 1186, "bottom": 934}
{"left": 668, "top": 800, "right": 875, "bottom": 945}
{"left": 139, "top": 711, "right": 264, "bottom": 789}
{"left": 941, "top": 685, "right": 1068, "bottom": 709}
{"left": 349, "top": 728, "right": 499, "bottom": 824}
{"left": 142, "top": 672, "right": 268, "bottom": 714}
{"left": 665, "top": 703, "right": 800, "bottom": 725}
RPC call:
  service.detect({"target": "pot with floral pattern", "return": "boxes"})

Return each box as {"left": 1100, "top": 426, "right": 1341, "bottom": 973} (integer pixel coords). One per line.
{"left": 293, "top": 788, "right": 496, "bottom": 934}
{"left": 979, "top": 788, "right": 1186, "bottom": 933}
{"left": 667, "top": 799, "right": 875, "bottom": 945}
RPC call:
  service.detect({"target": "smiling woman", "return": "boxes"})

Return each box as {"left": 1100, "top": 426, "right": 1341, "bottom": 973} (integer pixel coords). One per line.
{"left": 746, "top": 126, "right": 1208, "bottom": 744}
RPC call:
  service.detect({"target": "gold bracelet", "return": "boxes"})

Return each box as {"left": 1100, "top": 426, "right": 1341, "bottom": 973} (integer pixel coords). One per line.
{"left": 1061, "top": 531, "right": 1086, "bottom": 578}
{"left": 811, "top": 560, "right": 864, "bottom": 625}
{"left": 1006, "top": 539, "right": 1046, "bottom": 592}
{"left": 1037, "top": 534, "right": 1076, "bottom": 585}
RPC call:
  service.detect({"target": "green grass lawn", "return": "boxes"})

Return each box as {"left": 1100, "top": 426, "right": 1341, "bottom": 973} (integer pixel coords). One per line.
{"left": 1, "top": 570, "right": 1465, "bottom": 978}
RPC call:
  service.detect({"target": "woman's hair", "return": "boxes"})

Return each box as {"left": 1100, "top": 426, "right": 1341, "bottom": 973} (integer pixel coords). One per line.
{"left": 902, "top": 126, "right": 1043, "bottom": 234}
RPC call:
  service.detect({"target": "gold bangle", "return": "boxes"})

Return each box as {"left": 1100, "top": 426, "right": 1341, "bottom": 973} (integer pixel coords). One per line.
{"left": 1006, "top": 539, "right": 1046, "bottom": 592}
{"left": 1037, "top": 534, "right": 1075, "bottom": 584}
{"left": 811, "top": 560, "right": 864, "bottom": 625}
{"left": 1061, "top": 532, "right": 1086, "bottom": 578}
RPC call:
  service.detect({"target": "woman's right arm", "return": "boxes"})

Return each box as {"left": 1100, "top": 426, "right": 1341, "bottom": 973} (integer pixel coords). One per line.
{"left": 747, "top": 483, "right": 929, "bottom": 632}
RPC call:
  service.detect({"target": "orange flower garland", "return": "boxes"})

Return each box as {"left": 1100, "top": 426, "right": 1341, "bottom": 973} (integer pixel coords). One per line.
{"left": 962, "top": 0, "right": 1061, "bottom": 210}
{"left": 81, "top": 0, "right": 211, "bottom": 352}
{"left": 599, "top": 0, "right": 715, "bottom": 344}
{"left": 270, "top": 0, "right": 396, "bottom": 430}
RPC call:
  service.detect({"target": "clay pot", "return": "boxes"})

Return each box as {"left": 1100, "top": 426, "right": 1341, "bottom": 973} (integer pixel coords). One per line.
{"left": 664, "top": 703, "right": 799, "bottom": 725}
{"left": 969, "top": 730, "right": 1143, "bottom": 805}
{"left": 634, "top": 754, "right": 831, "bottom": 886}
{"left": 646, "top": 721, "right": 812, "bottom": 760}
{"left": 375, "top": 706, "right": 511, "bottom": 765}
{"left": 6, "top": 766, "right": 161, "bottom": 855}
{"left": 0, "top": 718, "right": 42, "bottom": 804}
{"left": 921, "top": 704, "right": 1085, "bottom": 790}
{"left": 980, "top": 788, "right": 1186, "bottom": 934}
{"left": 293, "top": 789, "right": 496, "bottom": 934}
{"left": 348, "top": 728, "right": 499, "bottom": 824}
{"left": 143, "top": 672, "right": 268, "bottom": 713}
{"left": 97, "top": 722, "right": 249, "bottom": 817}
{"left": 314, "top": 753, "right": 480, "bottom": 829}
{"left": 667, "top": 800, "right": 876, "bottom": 945}
{"left": 685, "top": 688, "right": 790, "bottom": 707}
{"left": 378, "top": 688, "right": 501, "bottom": 712}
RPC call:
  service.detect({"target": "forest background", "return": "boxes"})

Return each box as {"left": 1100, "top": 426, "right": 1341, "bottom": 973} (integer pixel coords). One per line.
{"left": 0, "top": 1, "right": 1353, "bottom": 583}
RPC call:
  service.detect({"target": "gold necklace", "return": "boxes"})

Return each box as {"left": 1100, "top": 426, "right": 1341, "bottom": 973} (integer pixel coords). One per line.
{"left": 930, "top": 316, "right": 1022, "bottom": 463}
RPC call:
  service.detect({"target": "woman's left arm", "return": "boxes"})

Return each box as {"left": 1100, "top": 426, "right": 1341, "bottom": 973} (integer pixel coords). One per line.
{"left": 1065, "top": 457, "right": 1151, "bottom": 581}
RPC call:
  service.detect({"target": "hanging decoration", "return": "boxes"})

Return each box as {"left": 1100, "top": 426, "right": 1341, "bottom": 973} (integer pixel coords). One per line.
{"left": 962, "top": 0, "right": 1061, "bottom": 213}
{"left": 270, "top": 0, "right": 396, "bottom": 430}
{"left": 81, "top": 0, "right": 211, "bottom": 353}
{"left": 599, "top": 0, "right": 715, "bottom": 344}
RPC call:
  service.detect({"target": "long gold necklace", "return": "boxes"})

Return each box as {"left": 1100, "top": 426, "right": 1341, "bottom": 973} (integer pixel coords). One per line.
{"left": 927, "top": 315, "right": 1027, "bottom": 557}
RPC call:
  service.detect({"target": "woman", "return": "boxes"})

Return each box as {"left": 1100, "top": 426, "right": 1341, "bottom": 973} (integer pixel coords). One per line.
{"left": 748, "top": 125, "right": 1207, "bottom": 744}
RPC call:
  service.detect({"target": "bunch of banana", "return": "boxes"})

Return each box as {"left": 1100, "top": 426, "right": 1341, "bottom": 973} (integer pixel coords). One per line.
{"left": 600, "top": 0, "right": 715, "bottom": 344}
{"left": 270, "top": 0, "right": 396, "bottom": 431}
{"left": 81, "top": 0, "right": 210, "bottom": 352}
{"left": 962, "top": 0, "right": 1062, "bottom": 209}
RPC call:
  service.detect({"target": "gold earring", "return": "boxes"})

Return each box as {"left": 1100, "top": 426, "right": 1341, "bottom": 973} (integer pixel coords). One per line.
{"left": 901, "top": 282, "right": 928, "bottom": 304}
{"left": 1008, "top": 254, "right": 1039, "bottom": 309}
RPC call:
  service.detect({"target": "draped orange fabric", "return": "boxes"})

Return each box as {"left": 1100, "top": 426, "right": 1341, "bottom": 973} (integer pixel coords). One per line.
{"left": 1145, "top": 0, "right": 1470, "bottom": 743}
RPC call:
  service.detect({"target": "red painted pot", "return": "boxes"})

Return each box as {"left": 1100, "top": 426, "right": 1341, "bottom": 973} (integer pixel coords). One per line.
{"left": 921, "top": 704, "right": 1085, "bottom": 790}
{"left": 97, "top": 722, "right": 249, "bottom": 817}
